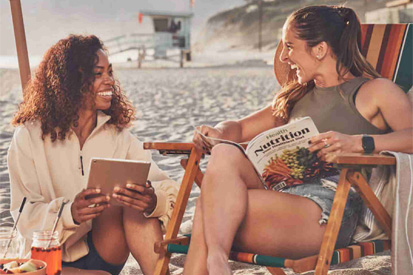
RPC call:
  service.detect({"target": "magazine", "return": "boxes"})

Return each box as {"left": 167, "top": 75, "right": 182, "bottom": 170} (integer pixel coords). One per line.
{"left": 197, "top": 117, "right": 338, "bottom": 191}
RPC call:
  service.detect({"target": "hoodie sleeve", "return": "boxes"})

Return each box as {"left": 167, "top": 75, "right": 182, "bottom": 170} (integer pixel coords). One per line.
{"left": 126, "top": 132, "right": 178, "bottom": 232}
{"left": 8, "top": 126, "right": 90, "bottom": 260}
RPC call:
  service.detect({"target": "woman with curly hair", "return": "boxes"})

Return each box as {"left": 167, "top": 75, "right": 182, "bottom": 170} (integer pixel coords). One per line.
{"left": 8, "top": 34, "right": 177, "bottom": 275}
{"left": 186, "top": 5, "right": 412, "bottom": 274}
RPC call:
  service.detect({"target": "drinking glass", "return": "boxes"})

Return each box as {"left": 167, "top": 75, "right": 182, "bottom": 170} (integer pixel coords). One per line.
{"left": 0, "top": 227, "right": 19, "bottom": 259}
{"left": 31, "top": 230, "right": 61, "bottom": 275}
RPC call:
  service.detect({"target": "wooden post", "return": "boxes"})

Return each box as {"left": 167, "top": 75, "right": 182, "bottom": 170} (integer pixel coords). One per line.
{"left": 9, "top": 0, "right": 31, "bottom": 92}
{"left": 180, "top": 50, "right": 184, "bottom": 68}
{"left": 258, "top": 0, "right": 263, "bottom": 52}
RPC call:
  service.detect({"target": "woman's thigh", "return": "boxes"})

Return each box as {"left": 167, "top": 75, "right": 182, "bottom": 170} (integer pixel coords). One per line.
{"left": 233, "top": 189, "right": 326, "bottom": 259}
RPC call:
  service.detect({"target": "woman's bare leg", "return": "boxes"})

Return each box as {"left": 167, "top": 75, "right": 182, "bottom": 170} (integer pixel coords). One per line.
{"left": 185, "top": 188, "right": 326, "bottom": 274}
{"left": 123, "top": 207, "right": 163, "bottom": 275}
{"left": 92, "top": 206, "right": 130, "bottom": 265}
{"left": 187, "top": 144, "right": 327, "bottom": 274}
{"left": 183, "top": 198, "right": 208, "bottom": 275}
{"left": 200, "top": 144, "right": 264, "bottom": 274}
{"left": 233, "top": 189, "right": 326, "bottom": 258}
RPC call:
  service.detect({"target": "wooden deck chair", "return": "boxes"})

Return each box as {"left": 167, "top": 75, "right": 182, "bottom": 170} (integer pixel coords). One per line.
{"left": 145, "top": 23, "right": 412, "bottom": 275}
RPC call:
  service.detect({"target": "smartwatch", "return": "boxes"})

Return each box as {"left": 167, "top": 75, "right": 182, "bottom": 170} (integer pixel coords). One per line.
{"left": 362, "top": 135, "right": 375, "bottom": 154}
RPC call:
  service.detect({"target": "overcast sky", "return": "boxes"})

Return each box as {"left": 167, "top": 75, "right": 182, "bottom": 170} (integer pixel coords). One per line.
{"left": 1, "top": 0, "right": 244, "bottom": 56}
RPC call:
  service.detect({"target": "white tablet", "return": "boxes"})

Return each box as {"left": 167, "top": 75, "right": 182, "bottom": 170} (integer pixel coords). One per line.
{"left": 86, "top": 158, "right": 151, "bottom": 206}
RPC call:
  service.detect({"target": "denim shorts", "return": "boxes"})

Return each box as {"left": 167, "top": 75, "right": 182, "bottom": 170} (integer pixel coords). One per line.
{"left": 280, "top": 175, "right": 362, "bottom": 249}
{"left": 62, "top": 231, "right": 126, "bottom": 275}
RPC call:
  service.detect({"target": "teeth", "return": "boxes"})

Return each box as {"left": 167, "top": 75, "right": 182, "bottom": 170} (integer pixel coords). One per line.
{"left": 98, "top": 91, "right": 112, "bottom": 96}
{"left": 291, "top": 64, "right": 297, "bottom": 70}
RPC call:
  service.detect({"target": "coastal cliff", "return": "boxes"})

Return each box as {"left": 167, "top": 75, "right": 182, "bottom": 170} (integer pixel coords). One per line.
{"left": 194, "top": 0, "right": 391, "bottom": 52}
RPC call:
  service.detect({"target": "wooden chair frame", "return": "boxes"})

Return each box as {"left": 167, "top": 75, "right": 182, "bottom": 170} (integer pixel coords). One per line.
{"left": 144, "top": 142, "right": 394, "bottom": 275}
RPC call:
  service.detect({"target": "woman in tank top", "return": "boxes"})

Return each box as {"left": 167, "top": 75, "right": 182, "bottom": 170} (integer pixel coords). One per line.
{"left": 184, "top": 5, "right": 412, "bottom": 274}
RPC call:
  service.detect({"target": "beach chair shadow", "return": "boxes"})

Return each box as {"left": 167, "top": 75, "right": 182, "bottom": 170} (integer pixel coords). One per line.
{"left": 144, "top": 23, "right": 412, "bottom": 275}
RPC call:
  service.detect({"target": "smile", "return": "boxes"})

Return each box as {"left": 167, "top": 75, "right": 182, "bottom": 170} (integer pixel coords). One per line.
{"left": 97, "top": 91, "right": 113, "bottom": 97}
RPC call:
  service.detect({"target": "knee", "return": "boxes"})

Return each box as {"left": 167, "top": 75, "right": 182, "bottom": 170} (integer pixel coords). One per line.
{"left": 208, "top": 144, "right": 245, "bottom": 171}
{"left": 123, "top": 206, "right": 145, "bottom": 221}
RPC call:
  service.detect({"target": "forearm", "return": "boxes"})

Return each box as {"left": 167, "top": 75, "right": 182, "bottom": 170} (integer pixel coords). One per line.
{"left": 350, "top": 128, "right": 413, "bottom": 154}
{"left": 372, "top": 128, "right": 413, "bottom": 154}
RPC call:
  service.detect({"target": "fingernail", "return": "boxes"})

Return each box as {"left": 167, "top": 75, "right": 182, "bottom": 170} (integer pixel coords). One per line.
{"left": 127, "top": 184, "right": 133, "bottom": 188}
{"left": 96, "top": 189, "right": 101, "bottom": 193}
{"left": 308, "top": 140, "right": 312, "bottom": 145}
{"left": 114, "top": 187, "right": 119, "bottom": 192}
{"left": 106, "top": 196, "right": 110, "bottom": 201}
{"left": 112, "top": 194, "right": 117, "bottom": 198}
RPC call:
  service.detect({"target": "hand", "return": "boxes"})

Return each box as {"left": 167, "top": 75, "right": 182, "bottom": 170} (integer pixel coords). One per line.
{"left": 308, "top": 131, "right": 363, "bottom": 162}
{"left": 193, "top": 125, "right": 223, "bottom": 154}
{"left": 112, "top": 180, "right": 157, "bottom": 214}
{"left": 71, "top": 188, "right": 110, "bottom": 224}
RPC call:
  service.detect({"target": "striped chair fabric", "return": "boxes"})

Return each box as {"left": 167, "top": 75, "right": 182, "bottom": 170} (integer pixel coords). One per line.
{"left": 361, "top": 24, "right": 412, "bottom": 92}
{"left": 166, "top": 238, "right": 391, "bottom": 268}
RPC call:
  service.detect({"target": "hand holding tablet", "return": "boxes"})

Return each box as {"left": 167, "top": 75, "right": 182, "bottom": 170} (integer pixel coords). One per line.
{"left": 86, "top": 158, "right": 151, "bottom": 207}
{"left": 112, "top": 180, "right": 157, "bottom": 213}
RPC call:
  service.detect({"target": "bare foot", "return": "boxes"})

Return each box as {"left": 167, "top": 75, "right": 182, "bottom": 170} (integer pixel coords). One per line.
{"left": 207, "top": 253, "right": 231, "bottom": 275}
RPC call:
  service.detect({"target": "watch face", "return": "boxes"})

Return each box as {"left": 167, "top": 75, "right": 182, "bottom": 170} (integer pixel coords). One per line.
{"left": 362, "top": 135, "right": 375, "bottom": 153}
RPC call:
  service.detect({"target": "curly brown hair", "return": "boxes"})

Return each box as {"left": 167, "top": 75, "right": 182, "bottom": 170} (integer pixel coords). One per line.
{"left": 12, "top": 34, "right": 136, "bottom": 141}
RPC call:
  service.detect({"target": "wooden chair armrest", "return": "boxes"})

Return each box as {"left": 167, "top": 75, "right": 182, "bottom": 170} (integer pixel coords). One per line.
{"left": 330, "top": 153, "right": 396, "bottom": 166}
{"left": 143, "top": 142, "right": 194, "bottom": 155}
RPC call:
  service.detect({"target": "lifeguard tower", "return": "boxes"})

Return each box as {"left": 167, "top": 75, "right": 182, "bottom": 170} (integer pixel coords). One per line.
{"left": 105, "top": 10, "right": 193, "bottom": 68}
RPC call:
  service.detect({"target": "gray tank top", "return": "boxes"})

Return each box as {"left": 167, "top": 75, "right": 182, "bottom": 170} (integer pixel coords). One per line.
{"left": 289, "top": 77, "right": 389, "bottom": 135}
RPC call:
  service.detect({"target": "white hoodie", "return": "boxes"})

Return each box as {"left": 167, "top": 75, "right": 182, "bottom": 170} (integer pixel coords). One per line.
{"left": 8, "top": 111, "right": 178, "bottom": 262}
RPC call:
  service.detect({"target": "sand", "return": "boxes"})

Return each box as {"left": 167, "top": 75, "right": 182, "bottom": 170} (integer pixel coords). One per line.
{"left": 0, "top": 63, "right": 392, "bottom": 274}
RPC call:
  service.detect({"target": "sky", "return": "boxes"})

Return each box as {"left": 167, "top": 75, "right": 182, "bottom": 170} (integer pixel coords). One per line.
{"left": 0, "top": 0, "right": 244, "bottom": 57}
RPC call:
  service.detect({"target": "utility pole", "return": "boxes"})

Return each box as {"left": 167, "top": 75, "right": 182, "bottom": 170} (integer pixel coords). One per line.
{"left": 258, "top": 0, "right": 263, "bottom": 52}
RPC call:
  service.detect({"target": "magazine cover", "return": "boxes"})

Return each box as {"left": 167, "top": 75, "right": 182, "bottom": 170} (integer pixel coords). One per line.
{"left": 246, "top": 117, "right": 338, "bottom": 191}
{"left": 195, "top": 117, "right": 338, "bottom": 191}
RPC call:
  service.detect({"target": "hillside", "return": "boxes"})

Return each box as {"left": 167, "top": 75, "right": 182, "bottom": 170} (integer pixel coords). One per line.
{"left": 193, "top": 0, "right": 389, "bottom": 52}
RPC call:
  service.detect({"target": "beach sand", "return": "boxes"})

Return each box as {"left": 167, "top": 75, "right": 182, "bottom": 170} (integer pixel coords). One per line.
{"left": 0, "top": 66, "right": 393, "bottom": 274}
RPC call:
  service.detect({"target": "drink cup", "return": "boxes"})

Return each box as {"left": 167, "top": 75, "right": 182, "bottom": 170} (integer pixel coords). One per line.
{"left": 0, "top": 227, "right": 19, "bottom": 259}
{"left": 30, "top": 231, "right": 61, "bottom": 275}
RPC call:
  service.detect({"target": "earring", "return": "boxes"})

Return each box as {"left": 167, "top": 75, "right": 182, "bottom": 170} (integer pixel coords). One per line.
{"left": 317, "top": 55, "right": 321, "bottom": 60}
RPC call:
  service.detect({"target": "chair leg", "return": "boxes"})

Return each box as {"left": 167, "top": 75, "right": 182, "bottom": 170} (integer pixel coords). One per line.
{"left": 315, "top": 168, "right": 351, "bottom": 275}
{"left": 267, "top": 267, "right": 287, "bottom": 275}
{"left": 154, "top": 148, "right": 203, "bottom": 275}
{"left": 347, "top": 170, "right": 392, "bottom": 237}
{"left": 180, "top": 158, "right": 204, "bottom": 187}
